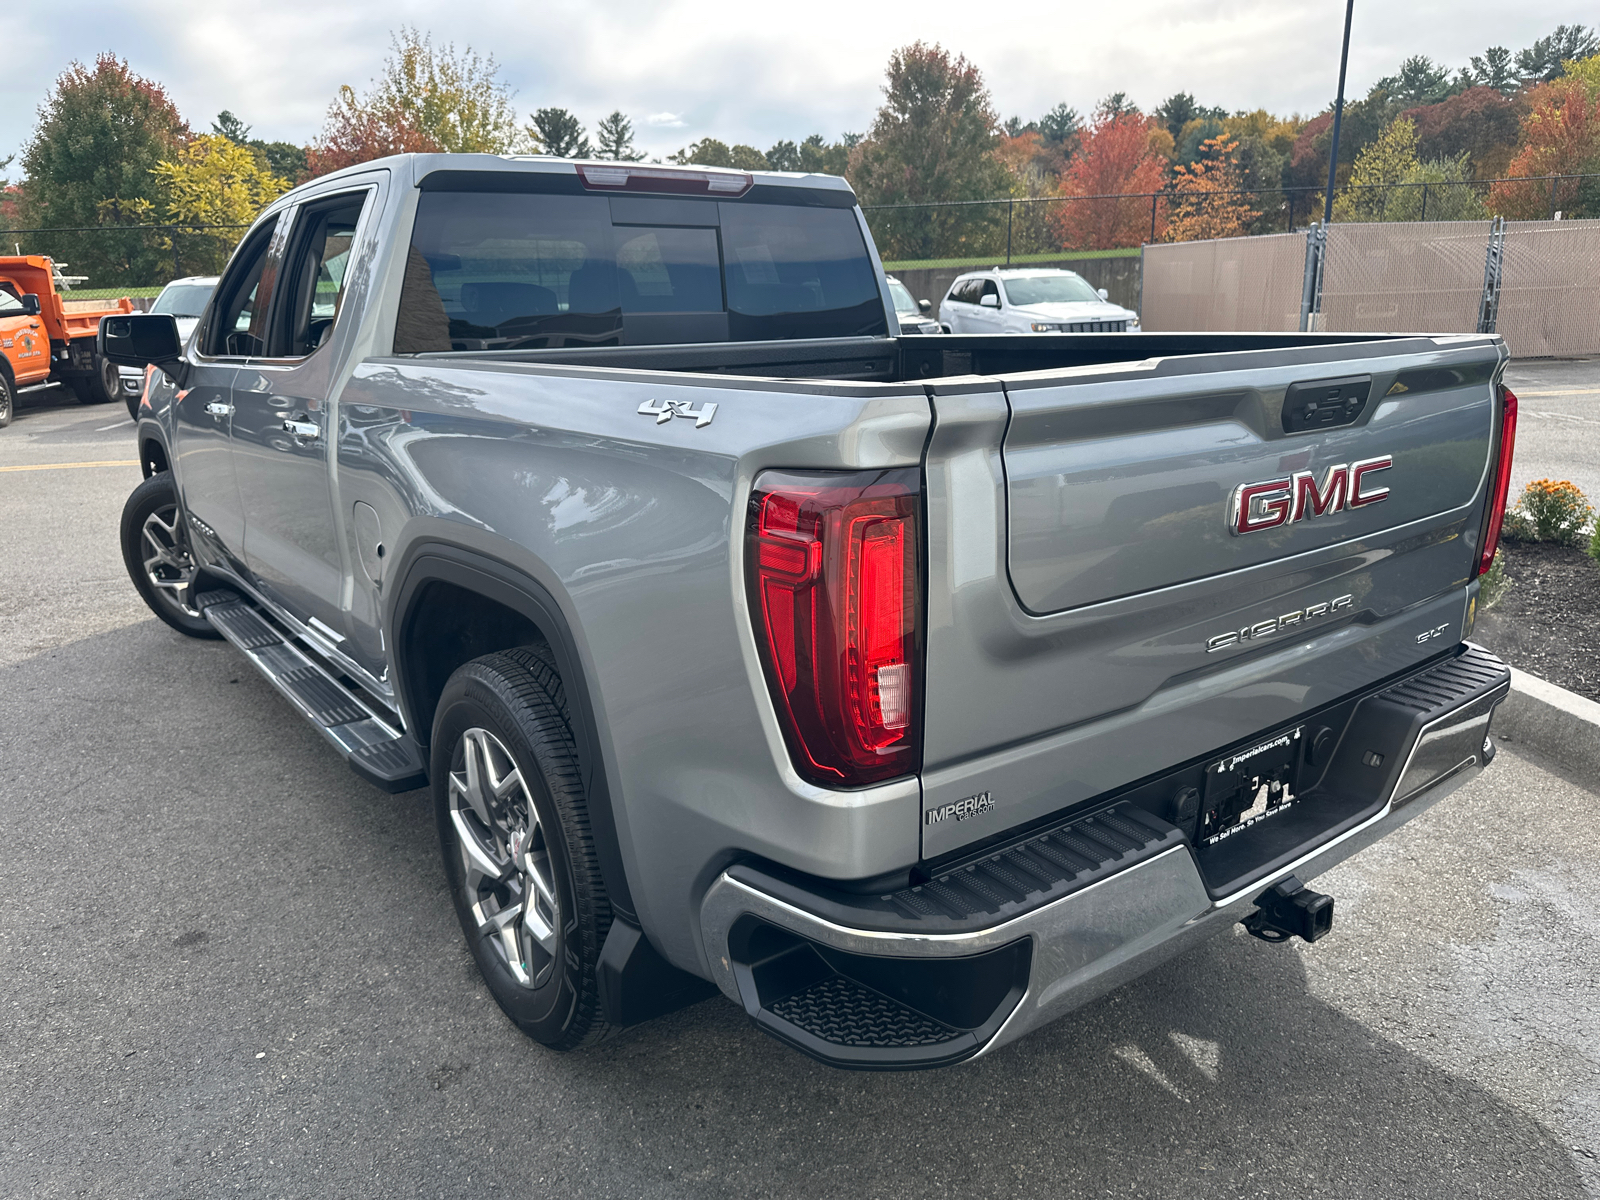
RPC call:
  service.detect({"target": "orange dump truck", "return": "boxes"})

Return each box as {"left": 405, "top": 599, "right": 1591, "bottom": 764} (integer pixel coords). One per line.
{"left": 0, "top": 255, "right": 132, "bottom": 423}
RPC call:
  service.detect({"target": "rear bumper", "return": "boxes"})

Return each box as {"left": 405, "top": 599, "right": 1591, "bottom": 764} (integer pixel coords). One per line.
{"left": 698, "top": 644, "right": 1510, "bottom": 1069}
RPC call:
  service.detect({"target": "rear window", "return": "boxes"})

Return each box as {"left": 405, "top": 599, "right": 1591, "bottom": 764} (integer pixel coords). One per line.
{"left": 394, "top": 192, "right": 887, "bottom": 352}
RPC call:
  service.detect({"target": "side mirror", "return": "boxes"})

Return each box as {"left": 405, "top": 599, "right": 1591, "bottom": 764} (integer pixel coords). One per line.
{"left": 1097, "top": 288, "right": 1109, "bottom": 301}
{"left": 918, "top": 298, "right": 931, "bottom": 313}
{"left": 980, "top": 293, "right": 1000, "bottom": 308}
{"left": 99, "top": 313, "right": 187, "bottom": 384}
{"left": 20, "top": 293, "right": 40, "bottom": 316}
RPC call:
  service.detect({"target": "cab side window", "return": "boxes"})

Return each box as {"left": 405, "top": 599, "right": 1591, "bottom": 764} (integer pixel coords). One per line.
{"left": 272, "top": 192, "right": 371, "bottom": 358}
{"left": 204, "top": 219, "right": 282, "bottom": 358}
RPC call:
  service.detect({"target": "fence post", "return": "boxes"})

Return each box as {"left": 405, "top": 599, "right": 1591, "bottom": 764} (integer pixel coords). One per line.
{"left": 1149, "top": 192, "right": 1159, "bottom": 243}
{"left": 1299, "top": 223, "right": 1326, "bottom": 333}
{"left": 1005, "top": 198, "right": 1013, "bottom": 266}
{"left": 1420, "top": 183, "right": 1428, "bottom": 222}
{"left": 1549, "top": 176, "right": 1558, "bottom": 220}
{"left": 1287, "top": 189, "right": 1296, "bottom": 233}
{"left": 1478, "top": 216, "right": 1506, "bottom": 334}
{"left": 171, "top": 227, "right": 180, "bottom": 281}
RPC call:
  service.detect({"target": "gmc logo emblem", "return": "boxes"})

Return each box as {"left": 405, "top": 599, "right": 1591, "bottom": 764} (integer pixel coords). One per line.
{"left": 1228, "top": 456, "right": 1393, "bottom": 536}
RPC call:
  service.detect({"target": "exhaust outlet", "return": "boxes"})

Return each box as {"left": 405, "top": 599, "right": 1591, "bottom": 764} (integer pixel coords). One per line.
{"left": 1243, "top": 875, "right": 1334, "bottom": 944}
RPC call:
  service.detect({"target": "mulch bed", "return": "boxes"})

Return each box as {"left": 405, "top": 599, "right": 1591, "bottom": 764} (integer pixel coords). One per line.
{"left": 1473, "top": 540, "right": 1600, "bottom": 703}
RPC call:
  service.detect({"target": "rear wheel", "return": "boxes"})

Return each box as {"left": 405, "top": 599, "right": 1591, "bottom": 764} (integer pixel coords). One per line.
{"left": 70, "top": 354, "right": 120, "bottom": 405}
{"left": 119, "top": 472, "right": 219, "bottom": 638}
{"left": 0, "top": 372, "right": 13, "bottom": 428}
{"left": 432, "top": 649, "right": 613, "bottom": 1050}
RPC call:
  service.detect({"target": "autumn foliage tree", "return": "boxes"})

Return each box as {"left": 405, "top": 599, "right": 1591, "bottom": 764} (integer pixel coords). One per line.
{"left": 1405, "top": 87, "right": 1523, "bottom": 178}
{"left": 307, "top": 27, "right": 520, "bottom": 176}
{"left": 848, "top": 42, "right": 1008, "bottom": 260}
{"left": 151, "top": 134, "right": 290, "bottom": 272}
{"left": 1053, "top": 111, "right": 1168, "bottom": 249}
{"left": 1490, "top": 66, "right": 1600, "bottom": 217}
{"left": 1163, "top": 138, "right": 1258, "bottom": 241}
{"left": 19, "top": 54, "right": 189, "bottom": 285}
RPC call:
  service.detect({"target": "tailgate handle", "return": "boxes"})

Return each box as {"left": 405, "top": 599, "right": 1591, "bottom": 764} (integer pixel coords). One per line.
{"left": 1282, "top": 375, "right": 1371, "bottom": 434}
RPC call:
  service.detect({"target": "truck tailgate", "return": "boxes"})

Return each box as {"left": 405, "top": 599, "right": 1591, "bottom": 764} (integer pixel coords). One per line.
{"left": 919, "top": 335, "right": 1504, "bottom": 859}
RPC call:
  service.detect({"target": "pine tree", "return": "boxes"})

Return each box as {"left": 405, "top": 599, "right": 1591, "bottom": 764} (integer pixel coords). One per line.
{"left": 212, "top": 110, "right": 252, "bottom": 143}
{"left": 595, "top": 110, "right": 644, "bottom": 161}
{"left": 1467, "top": 47, "right": 1519, "bottom": 96}
{"left": 529, "top": 108, "right": 591, "bottom": 158}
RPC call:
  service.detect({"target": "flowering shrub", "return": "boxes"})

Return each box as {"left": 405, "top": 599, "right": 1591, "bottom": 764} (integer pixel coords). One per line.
{"left": 1505, "top": 479, "right": 1594, "bottom": 546}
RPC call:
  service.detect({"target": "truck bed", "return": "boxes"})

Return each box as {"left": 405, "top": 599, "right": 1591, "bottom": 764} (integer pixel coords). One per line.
{"left": 415, "top": 331, "right": 1416, "bottom": 385}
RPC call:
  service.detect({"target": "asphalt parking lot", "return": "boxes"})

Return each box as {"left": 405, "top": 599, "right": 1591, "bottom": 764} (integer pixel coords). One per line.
{"left": 1503, "top": 359, "right": 1600, "bottom": 504}
{"left": 2, "top": 376, "right": 1598, "bottom": 1199}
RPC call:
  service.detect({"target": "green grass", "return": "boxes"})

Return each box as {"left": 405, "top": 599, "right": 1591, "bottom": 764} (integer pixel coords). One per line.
{"left": 881, "top": 247, "right": 1142, "bottom": 271}
{"left": 60, "top": 286, "right": 164, "bottom": 300}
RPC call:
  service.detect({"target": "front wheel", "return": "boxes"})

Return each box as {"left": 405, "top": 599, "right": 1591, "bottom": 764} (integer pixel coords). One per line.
{"left": 70, "top": 354, "right": 121, "bottom": 405}
{"left": 0, "top": 371, "right": 13, "bottom": 428}
{"left": 119, "top": 472, "right": 220, "bottom": 638}
{"left": 432, "top": 649, "right": 613, "bottom": 1050}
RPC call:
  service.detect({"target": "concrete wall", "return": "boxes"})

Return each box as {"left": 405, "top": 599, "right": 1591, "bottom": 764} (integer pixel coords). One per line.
{"left": 888, "top": 254, "right": 1142, "bottom": 321}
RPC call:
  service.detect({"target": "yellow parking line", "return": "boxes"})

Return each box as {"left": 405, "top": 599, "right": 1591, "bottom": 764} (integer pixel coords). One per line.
{"left": 0, "top": 459, "right": 140, "bottom": 473}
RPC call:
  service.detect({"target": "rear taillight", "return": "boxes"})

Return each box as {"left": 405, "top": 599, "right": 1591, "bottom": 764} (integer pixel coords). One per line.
{"left": 747, "top": 469, "right": 922, "bottom": 787}
{"left": 1478, "top": 386, "right": 1519, "bottom": 575}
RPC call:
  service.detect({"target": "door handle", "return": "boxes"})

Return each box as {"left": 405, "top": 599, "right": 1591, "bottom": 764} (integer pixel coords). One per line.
{"left": 282, "top": 418, "right": 319, "bottom": 440}
{"left": 205, "top": 401, "right": 233, "bottom": 417}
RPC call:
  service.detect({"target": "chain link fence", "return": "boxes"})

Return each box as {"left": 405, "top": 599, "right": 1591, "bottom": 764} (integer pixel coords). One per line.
{"left": 1318, "top": 221, "right": 1493, "bottom": 334}
{"left": 1140, "top": 231, "right": 1308, "bottom": 333}
{"left": 1141, "top": 216, "right": 1600, "bottom": 358}
{"left": 863, "top": 174, "right": 1600, "bottom": 265}
{"left": 1495, "top": 220, "right": 1600, "bottom": 359}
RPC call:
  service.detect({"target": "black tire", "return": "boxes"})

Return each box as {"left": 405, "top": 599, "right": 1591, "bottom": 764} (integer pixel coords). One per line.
{"left": 70, "top": 354, "right": 121, "bottom": 405}
{"left": 431, "top": 649, "right": 612, "bottom": 1050}
{"left": 119, "top": 472, "right": 220, "bottom": 639}
{"left": 0, "top": 371, "right": 12, "bottom": 428}
{"left": 125, "top": 382, "right": 141, "bottom": 422}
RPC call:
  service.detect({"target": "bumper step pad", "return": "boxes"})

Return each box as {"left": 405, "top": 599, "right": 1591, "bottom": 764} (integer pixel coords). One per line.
{"left": 196, "top": 591, "right": 427, "bottom": 793}
{"left": 726, "top": 917, "right": 1032, "bottom": 1071}
{"left": 767, "top": 976, "right": 957, "bottom": 1048}
{"left": 727, "top": 801, "right": 1184, "bottom": 937}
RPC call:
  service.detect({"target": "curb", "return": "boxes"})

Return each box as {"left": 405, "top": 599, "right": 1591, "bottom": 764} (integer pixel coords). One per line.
{"left": 1492, "top": 667, "right": 1600, "bottom": 786}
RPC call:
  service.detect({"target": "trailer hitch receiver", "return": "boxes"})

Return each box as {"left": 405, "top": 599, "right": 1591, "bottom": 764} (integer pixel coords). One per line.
{"left": 1242, "top": 875, "right": 1334, "bottom": 944}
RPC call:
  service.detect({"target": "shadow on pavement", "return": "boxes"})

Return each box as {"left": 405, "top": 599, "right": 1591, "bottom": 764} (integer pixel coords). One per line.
{"left": 0, "top": 621, "right": 1584, "bottom": 1199}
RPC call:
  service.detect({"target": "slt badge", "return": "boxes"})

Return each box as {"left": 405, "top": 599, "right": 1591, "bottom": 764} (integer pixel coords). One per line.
{"left": 639, "top": 397, "right": 718, "bottom": 428}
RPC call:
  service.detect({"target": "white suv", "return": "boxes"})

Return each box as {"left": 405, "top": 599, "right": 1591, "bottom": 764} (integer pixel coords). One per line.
{"left": 938, "top": 268, "right": 1139, "bottom": 335}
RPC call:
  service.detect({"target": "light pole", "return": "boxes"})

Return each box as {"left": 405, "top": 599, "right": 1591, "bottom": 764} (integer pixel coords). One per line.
{"left": 1323, "top": 0, "right": 1355, "bottom": 226}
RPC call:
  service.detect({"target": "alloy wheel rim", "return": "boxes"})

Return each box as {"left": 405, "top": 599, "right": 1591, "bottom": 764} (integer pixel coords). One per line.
{"left": 141, "top": 502, "right": 202, "bottom": 618}
{"left": 449, "top": 727, "right": 560, "bottom": 989}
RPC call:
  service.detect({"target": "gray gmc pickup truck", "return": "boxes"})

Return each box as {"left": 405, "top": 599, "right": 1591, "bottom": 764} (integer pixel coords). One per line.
{"left": 105, "top": 154, "right": 1517, "bottom": 1070}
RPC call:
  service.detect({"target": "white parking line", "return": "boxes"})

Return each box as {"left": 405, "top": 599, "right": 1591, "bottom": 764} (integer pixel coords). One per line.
{"left": 94, "top": 422, "right": 128, "bottom": 432}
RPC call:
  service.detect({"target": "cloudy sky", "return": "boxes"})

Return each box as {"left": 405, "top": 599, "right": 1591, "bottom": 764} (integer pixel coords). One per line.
{"left": 1, "top": 1, "right": 1591, "bottom": 163}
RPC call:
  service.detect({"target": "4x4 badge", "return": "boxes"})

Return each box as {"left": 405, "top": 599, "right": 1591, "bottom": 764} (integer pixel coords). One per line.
{"left": 638, "top": 398, "right": 717, "bottom": 428}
